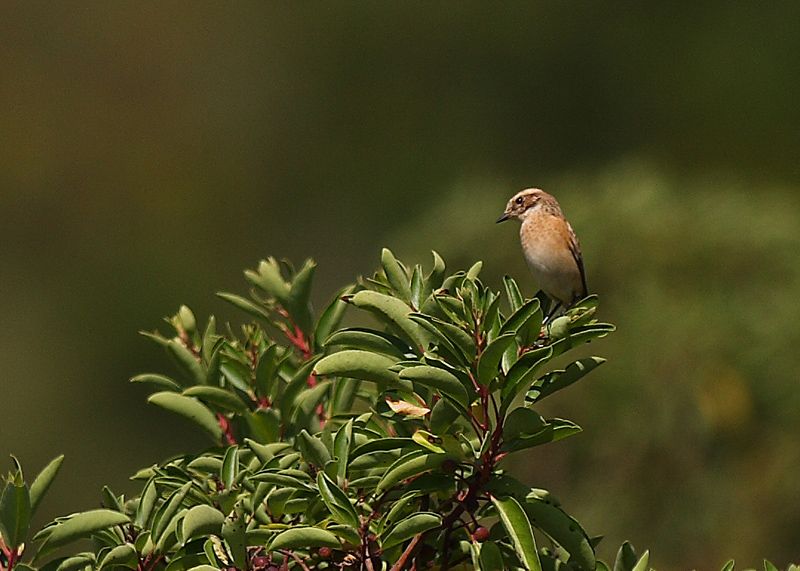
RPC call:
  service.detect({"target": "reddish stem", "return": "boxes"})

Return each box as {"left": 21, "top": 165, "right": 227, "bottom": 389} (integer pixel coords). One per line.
{"left": 389, "top": 533, "right": 422, "bottom": 571}
{"left": 0, "top": 536, "right": 10, "bottom": 558}
{"left": 282, "top": 321, "right": 313, "bottom": 361}
{"left": 278, "top": 309, "right": 330, "bottom": 428}
{"left": 217, "top": 413, "right": 237, "bottom": 445}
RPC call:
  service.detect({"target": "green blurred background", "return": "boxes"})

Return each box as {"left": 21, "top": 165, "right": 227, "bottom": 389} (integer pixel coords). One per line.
{"left": 2, "top": 2, "right": 799, "bottom": 568}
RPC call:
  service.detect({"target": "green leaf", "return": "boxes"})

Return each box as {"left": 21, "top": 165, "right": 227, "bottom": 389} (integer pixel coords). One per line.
{"left": 292, "top": 380, "right": 331, "bottom": 422}
{"left": 430, "top": 397, "right": 461, "bottom": 433}
{"left": 427, "top": 251, "right": 446, "bottom": 292}
{"left": 411, "top": 430, "right": 445, "bottom": 454}
{"left": 155, "top": 507, "right": 182, "bottom": 554}
{"left": 376, "top": 451, "right": 446, "bottom": 493}
{"left": 503, "top": 408, "right": 546, "bottom": 442}
{"left": 245, "top": 440, "right": 292, "bottom": 464}
{"left": 379, "top": 492, "right": 422, "bottom": 534}
{"left": 434, "top": 295, "right": 468, "bottom": 324}
{"left": 314, "top": 285, "right": 355, "bottom": 351}
{"left": 251, "top": 471, "right": 312, "bottom": 491}
{"left": 331, "top": 378, "right": 360, "bottom": 416}
{"left": 550, "top": 323, "right": 616, "bottom": 357}
{"left": 524, "top": 490, "right": 595, "bottom": 571}
{"left": 100, "top": 486, "right": 122, "bottom": 515}
{"left": 0, "top": 478, "right": 31, "bottom": 548}
{"left": 491, "top": 495, "right": 541, "bottom": 571}
{"left": 220, "top": 447, "right": 239, "bottom": 489}
{"left": 613, "top": 541, "right": 638, "bottom": 571}
{"left": 269, "top": 527, "right": 340, "bottom": 551}
{"left": 187, "top": 456, "right": 223, "bottom": 473}
{"left": 503, "top": 419, "right": 582, "bottom": 452}
{"left": 219, "top": 360, "right": 251, "bottom": 392}
{"left": 221, "top": 502, "right": 247, "bottom": 570}
{"left": 134, "top": 479, "right": 157, "bottom": 529}
{"left": 380, "top": 512, "right": 441, "bottom": 549}
{"left": 98, "top": 543, "right": 137, "bottom": 570}
{"left": 204, "top": 342, "right": 224, "bottom": 385}
{"left": 482, "top": 293, "right": 502, "bottom": 336}
{"left": 410, "top": 265, "right": 424, "bottom": 309}
{"left": 503, "top": 276, "right": 524, "bottom": 312}
{"left": 254, "top": 344, "right": 280, "bottom": 398}
{"left": 181, "top": 505, "right": 225, "bottom": 543}
{"left": 167, "top": 340, "right": 206, "bottom": 386}
{"left": 244, "top": 257, "right": 290, "bottom": 301}
{"left": 201, "top": 315, "right": 218, "bottom": 360}
{"left": 525, "top": 357, "right": 606, "bottom": 405}
{"left": 631, "top": 551, "right": 650, "bottom": 571}
{"left": 466, "top": 261, "right": 483, "bottom": 279}
{"left": 720, "top": 561, "right": 735, "bottom": 571}
{"left": 501, "top": 346, "right": 553, "bottom": 407}
{"left": 314, "top": 350, "right": 401, "bottom": 386}
{"left": 39, "top": 509, "right": 130, "bottom": 550}
{"left": 325, "top": 328, "right": 409, "bottom": 359}
{"left": 410, "top": 313, "right": 476, "bottom": 363}
{"left": 182, "top": 386, "right": 248, "bottom": 413}
{"left": 348, "top": 290, "right": 428, "bottom": 351}
{"left": 350, "top": 451, "right": 401, "bottom": 471}
{"left": 399, "top": 365, "right": 469, "bottom": 408}
{"left": 296, "top": 430, "right": 332, "bottom": 468}
{"left": 326, "top": 524, "right": 360, "bottom": 546}
{"left": 280, "top": 355, "right": 323, "bottom": 417}
{"left": 316, "top": 472, "right": 359, "bottom": 529}
{"left": 147, "top": 392, "right": 223, "bottom": 441}
{"left": 153, "top": 482, "right": 192, "bottom": 544}
{"left": 287, "top": 258, "right": 316, "bottom": 335}
{"left": 54, "top": 554, "right": 96, "bottom": 571}
{"left": 215, "top": 292, "right": 271, "bottom": 321}
{"left": 29, "top": 454, "right": 64, "bottom": 517}
{"left": 410, "top": 316, "right": 468, "bottom": 365}
{"left": 245, "top": 408, "right": 281, "bottom": 444}
{"left": 500, "top": 298, "right": 542, "bottom": 338}
{"left": 477, "top": 541, "right": 505, "bottom": 570}
{"left": 334, "top": 420, "right": 353, "bottom": 484}
{"left": 477, "top": 332, "right": 517, "bottom": 385}
{"left": 381, "top": 248, "right": 412, "bottom": 303}
{"left": 130, "top": 373, "right": 182, "bottom": 391}
{"left": 351, "top": 438, "right": 414, "bottom": 458}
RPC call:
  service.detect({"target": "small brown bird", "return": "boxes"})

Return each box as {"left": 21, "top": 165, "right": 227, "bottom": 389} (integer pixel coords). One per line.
{"left": 497, "top": 188, "right": 587, "bottom": 313}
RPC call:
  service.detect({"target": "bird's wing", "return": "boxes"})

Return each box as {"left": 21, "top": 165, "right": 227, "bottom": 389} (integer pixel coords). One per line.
{"left": 567, "top": 223, "right": 588, "bottom": 298}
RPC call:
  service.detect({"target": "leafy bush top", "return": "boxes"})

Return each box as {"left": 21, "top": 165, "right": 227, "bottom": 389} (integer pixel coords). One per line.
{"left": 1, "top": 248, "right": 690, "bottom": 571}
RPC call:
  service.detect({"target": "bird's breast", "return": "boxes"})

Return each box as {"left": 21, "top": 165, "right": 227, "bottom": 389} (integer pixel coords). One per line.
{"left": 519, "top": 218, "right": 573, "bottom": 272}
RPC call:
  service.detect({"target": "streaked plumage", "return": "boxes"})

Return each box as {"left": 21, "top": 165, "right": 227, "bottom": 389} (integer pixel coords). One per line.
{"left": 497, "top": 188, "right": 587, "bottom": 307}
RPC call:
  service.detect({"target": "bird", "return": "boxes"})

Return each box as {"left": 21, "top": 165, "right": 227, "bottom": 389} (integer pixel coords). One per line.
{"left": 497, "top": 188, "right": 587, "bottom": 316}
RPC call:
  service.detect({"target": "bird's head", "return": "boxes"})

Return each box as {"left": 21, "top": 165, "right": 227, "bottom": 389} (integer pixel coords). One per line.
{"left": 496, "top": 188, "right": 558, "bottom": 223}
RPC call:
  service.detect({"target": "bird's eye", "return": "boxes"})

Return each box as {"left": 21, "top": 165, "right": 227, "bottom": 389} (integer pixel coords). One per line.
{"left": 515, "top": 197, "right": 523, "bottom": 205}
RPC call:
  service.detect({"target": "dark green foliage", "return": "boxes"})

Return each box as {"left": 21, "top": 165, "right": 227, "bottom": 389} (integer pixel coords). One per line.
{"left": 0, "top": 250, "right": 789, "bottom": 570}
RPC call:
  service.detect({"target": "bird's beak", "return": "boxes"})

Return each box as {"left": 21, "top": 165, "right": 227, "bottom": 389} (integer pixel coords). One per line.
{"left": 496, "top": 212, "right": 510, "bottom": 223}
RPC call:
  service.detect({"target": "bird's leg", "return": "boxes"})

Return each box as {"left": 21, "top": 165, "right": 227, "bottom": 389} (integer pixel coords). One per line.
{"left": 543, "top": 302, "right": 562, "bottom": 324}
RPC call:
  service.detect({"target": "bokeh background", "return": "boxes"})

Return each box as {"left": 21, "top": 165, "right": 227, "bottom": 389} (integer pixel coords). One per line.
{"left": 2, "top": 3, "right": 799, "bottom": 568}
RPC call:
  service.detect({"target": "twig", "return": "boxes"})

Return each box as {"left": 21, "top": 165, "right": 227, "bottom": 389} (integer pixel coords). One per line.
{"left": 389, "top": 534, "right": 423, "bottom": 571}
{"left": 281, "top": 550, "right": 311, "bottom": 571}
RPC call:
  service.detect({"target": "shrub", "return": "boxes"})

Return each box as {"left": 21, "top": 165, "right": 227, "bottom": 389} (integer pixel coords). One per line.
{"left": 1, "top": 249, "right": 787, "bottom": 570}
